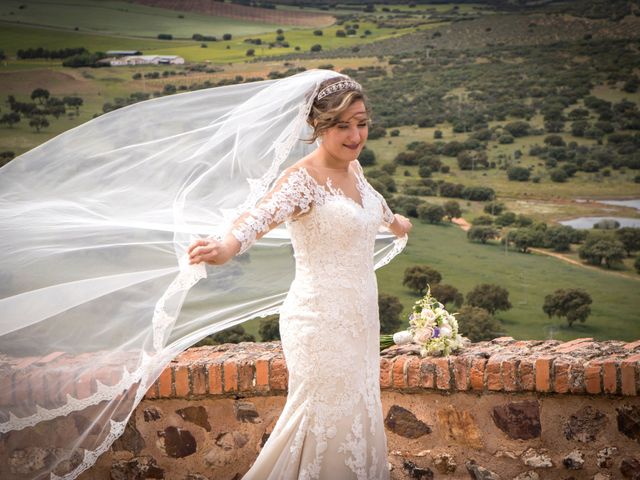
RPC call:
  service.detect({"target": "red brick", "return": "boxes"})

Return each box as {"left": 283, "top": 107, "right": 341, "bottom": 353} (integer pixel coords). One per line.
{"left": 238, "top": 359, "right": 255, "bottom": 392}
{"left": 603, "top": 358, "right": 619, "bottom": 395}
{"left": 255, "top": 358, "right": 270, "bottom": 389}
{"left": 208, "top": 361, "right": 223, "bottom": 395}
{"left": 420, "top": 358, "right": 436, "bottom": 389}
{"left": 35, "top": 351, "right": 66, "bottom": 365}
{"left": 623, "top": 340, "right": 640, "bottom": 351}
{"left": 435, "top": 357, "right": 451, "bottom": 390}
{"left": 223, "top": 358, "right": 238, "bottom": 393}
{"left": 535, "top": 356, "right": 554, "bottom": 392}
{"left": 15, "top": 356, "right": 39, "bottom": 370}
{"left": 406, "top": 357, "right": 421, "bottom": 388}
{"left": 379, "top": 358, "right": 392, "bottom": 389}
{"left": 584, "top": 360, "right": 603, "bottom": 394}
{"left": 502, "top": 358, "right": 518, "bottom": 392}
{"left": 621, "top": 358, "right": 638, "bottom": 396}
{"left": 392, "top": 356, "right": 408, "bottom": 389}
{"left": 486, "top": 356, "right": 503, "bottom": 391}
{"left": 174, "top": 365, "right": 190, "bottom": 397}
{"left": 158, "top": 367, "right": 173, "bottom": 398}
{"left": 553, "top": 361, "right": 571, "bottom": 394}
{"left": 556, "top": 338, "right": 593, "bottom": 353}
{"left": 453, "top": 356, "right": 470, "bottom": 391}
{"left": 144, "top": 381, "right": 158, "bottom": 400}
{"left": 76, "top": 370, "right": 97, "bottom": 400}
{"left": 270, "top": 357, "right": 288, "bottom": 391}
{"left": 0, "top": 374, "right": 13, "bottom": 407}
{"left": 27, "top": 369, "right": 47, "bottom": 407}
{"left": 519, "top": 359, "right": 535, "bottom": 391}
{"left": 556, "top": 342, "right": 596, "bottom": 354}
{"left": 470, "top": 358, "right": 486, "bottom": 391}
{"left": 190, "top": 364, "right": 207, "bottom": 396}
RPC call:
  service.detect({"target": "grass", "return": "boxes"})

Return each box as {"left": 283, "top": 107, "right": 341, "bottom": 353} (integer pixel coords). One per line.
{"left": 0, "top": 0, "right": 283, "bottom": 39}
{"left": 374, "top": 220, "right": 640, "bottom": 342}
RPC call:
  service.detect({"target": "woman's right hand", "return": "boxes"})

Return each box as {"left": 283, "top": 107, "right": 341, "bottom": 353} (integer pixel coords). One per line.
{"left": 187, "top": 236, "right": 239, "bottom": 266}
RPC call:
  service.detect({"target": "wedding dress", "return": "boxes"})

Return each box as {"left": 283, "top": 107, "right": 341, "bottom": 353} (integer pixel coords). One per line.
{"left": 232, "top": 161, "right": 395, "bottom": 480}
{"left": 0, "top": 69, "right": 406, "bottom": 479}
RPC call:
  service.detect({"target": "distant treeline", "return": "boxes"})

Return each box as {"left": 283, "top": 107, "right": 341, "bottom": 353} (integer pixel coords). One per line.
{"left": 17, "top": 47, "right": 88, "bottom": 60}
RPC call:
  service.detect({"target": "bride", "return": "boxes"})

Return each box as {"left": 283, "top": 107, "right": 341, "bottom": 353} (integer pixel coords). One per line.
{"left": 0, "top": 70, "right": 409, "bottom": 479}
{"left": 188, "top": 76, "right": 412, "bottom": 479}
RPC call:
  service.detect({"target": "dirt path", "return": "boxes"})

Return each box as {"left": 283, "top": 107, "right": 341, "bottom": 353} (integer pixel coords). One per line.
{"left": 451, "top": 217, "right": 639, "bottom": 281}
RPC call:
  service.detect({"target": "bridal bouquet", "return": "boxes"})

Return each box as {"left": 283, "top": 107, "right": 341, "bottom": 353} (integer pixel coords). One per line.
{"left": 380, "top": 287, "right": 466, "bottom": 357}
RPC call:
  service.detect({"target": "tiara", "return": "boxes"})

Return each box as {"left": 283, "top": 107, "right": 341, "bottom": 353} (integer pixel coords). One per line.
{"left": 316, "top": 79, "right": 362, "bottom": 101}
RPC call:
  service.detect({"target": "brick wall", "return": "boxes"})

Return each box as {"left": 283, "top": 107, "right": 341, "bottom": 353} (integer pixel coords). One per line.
{"left": 91, "top": 337, "right": 640, "bottom": 480}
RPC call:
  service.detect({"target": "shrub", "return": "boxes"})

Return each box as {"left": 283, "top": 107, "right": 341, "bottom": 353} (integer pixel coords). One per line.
{"left": 246, "top": 49, "right": 255, "bottom": 56}
{"left": 310, "top": 44, "right": 322, "bottom": 52}
{"left": 507, "top": 166, "right": 530, "bottom": 181}
{"left": 222, "top": 33, "right": 232, "bottom": 41}
{"left": 550, "top": 168, "right": 568, "bottom": 183}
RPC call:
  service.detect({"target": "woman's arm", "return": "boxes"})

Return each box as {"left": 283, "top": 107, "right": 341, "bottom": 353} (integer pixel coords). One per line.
{"left": 188, "top": 167, "right": 314, "bottom": 265}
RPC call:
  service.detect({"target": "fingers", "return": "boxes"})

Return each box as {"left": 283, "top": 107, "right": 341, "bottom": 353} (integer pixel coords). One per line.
{"left": 187, "top": 239, "right": 208, "bottom": 255}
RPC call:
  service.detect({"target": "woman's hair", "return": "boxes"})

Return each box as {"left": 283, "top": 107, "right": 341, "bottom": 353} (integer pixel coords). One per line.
{"left": 307, "top": 76, "right": 370, "bottom": 143}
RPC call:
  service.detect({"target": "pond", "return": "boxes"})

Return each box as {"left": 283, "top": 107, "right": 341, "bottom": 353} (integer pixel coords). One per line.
{"left": 562, "top": 198, "right": 640, "bottom": 229}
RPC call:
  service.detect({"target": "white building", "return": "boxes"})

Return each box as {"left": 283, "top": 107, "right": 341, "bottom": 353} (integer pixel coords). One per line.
{"left": 107, "top": 55, "right": 185, "bottom": 66}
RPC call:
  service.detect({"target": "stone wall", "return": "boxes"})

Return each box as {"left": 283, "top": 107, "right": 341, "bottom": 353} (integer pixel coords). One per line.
{"left": 79, "top": 337, "right": 640, "bottom": 480}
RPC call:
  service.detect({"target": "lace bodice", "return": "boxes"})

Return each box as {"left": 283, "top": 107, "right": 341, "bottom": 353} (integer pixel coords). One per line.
{"left": 231, "top": 160, "right": 395, "bottom": 256}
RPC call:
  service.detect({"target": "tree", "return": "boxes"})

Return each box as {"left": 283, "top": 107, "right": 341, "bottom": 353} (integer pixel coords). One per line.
{"left": 62, "top": 96, "right": 83, "bottom": 114}
{"left": 507, "top": 166, "right": 530, "bottom": 181}
{"left": 0, "top": 112, "right": 20, "bottom": 128}
{"left": 544, "top": 225, "right": 575, "bottom": 252}
{"left": 484, "top": 201, "right": 505, "bottom": 216}
{"left": 593, "top": 219, "right": 619, "bottom": 230}
{"left": 31, "top": 88, "right": 50, "bottom": 104}
{"left": 395, "top": 195, "right": 424, "bottom": 218}
{"left": 542, "top": 288, "right": 592, "bottom": 327}
{"left": 635, "top": 255, "right": 640, "bottom": 274}
{"left": 466, "top": 284, "right": 512, "bottom": 315}
{"left": 403, "top": 265, "right": 442, "bottom": 295}
{"left": 550, "top": 168, "right": 568, "bottom": 183}
{"left": 259, "top": 315, "right": 280, "bottom": 341}
{"left": 504, "top": 121, "right": 530, "bottom": 137}
{"left": 222, "top": 33, "right": 232, "bottom": 41}
{"left": 467, "top": 225, "right": 499, "bottom": 244}
{"left": 430, "top": 283, "right": 463, "bottom": 307}
{"left": 246, "top": 48, "right": 255, "bottom": 56}
{"left": 157, "top": 33, "right": 173, "bottom": 40}
{"left": 359, "top": 147, "right": 376, "bottom": 166}
{"left": 379, "top": 293, "right": 403, "bottom": 334}
{"left": 578, "top": 236, "right": 626, "bottom": 268}
{"left": 417, "top": 203, "right": 445, "bottom": 224}
{"left": 495, "top": 211, "right": 516, "bottom": 226}
{"left": 456, "top": 306, "right": 503, "bottom": 342}
{"left": 506, "top": 228, "right": 544, "bottom": 253}
{"left": 615, "top": 227, "right": 640, "bottom": 256}
{"left": 313, "top": 30, "right": 323, "bottom": 36}
{"left": 443, "top": 200, "right": 462, "bottom": 221}
{"left": 28, "top": 116, "right": 49, "bottom": 132}
{"left": 196, "top": 325, "right": 255, "bottom": 345}
{"left": 310, "top": 44, "right": 322, "bottom": 52}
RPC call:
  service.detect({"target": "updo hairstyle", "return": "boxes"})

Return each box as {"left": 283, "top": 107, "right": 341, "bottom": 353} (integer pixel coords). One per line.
{"left": 307, "top": 76, "right": 370, "bottom": 143}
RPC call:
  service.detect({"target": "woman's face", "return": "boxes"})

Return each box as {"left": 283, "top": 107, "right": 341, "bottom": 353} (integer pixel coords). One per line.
{"left": 320, "top": 99, "right": 369, "bottom": 164}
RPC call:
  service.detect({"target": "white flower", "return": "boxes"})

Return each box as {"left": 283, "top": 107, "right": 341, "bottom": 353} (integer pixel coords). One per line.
{"left": 439, "top": 326, "right": 453, "bottom": 338}
{"left": 393, "top": 330, "right": 414, "bottom": 345}
{"left": 415, "top": 326, "right": 434, "bottom": 344}
{"left": 420, "top": 309, "right": 436, "bottom": 322}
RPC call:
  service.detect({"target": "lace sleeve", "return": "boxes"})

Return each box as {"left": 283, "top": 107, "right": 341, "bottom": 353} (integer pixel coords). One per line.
{"left": 353, "top": 159, "right": 395, "bottom": 227}
{"left": 230, "top": 168, "right": 315, "bottom": 255}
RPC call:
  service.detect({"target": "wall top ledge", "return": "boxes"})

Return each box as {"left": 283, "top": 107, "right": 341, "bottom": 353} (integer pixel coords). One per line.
{"left": 142, "top": 337, "right": 640, "bottom": 399}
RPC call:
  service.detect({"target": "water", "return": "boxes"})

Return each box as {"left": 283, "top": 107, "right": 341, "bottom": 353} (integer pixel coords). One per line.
{"left": 563, "top": 198, "right": 640, "bottom": 229}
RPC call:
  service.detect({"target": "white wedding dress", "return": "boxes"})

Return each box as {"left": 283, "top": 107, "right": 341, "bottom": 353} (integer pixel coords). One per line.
{"left": 231, "top": 160, "right": 394, "bottom": 480}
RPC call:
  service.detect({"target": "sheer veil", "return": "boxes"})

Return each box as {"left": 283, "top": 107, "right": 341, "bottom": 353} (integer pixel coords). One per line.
{"left": 0, "top": 69, "right": 406, "bottom": 478}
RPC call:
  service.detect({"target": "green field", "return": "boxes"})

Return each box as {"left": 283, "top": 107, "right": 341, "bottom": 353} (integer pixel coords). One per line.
{"left": 0, "top": 0, "right": 283, "bottom": 38}
{"left": 239, "top": 220, "right": 639, "bottom": 343}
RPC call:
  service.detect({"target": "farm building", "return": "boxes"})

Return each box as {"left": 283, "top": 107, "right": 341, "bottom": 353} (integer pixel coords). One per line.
{"left": 104, "top": 55, "right": 185, "bottom": 66}
{"left": 106, "top": 50, "right": 142, "bottom": 56}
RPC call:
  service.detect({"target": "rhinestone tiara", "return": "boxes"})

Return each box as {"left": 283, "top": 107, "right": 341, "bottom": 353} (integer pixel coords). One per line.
{"left": 316, "top": 79, "right": 362, "bottom": 101}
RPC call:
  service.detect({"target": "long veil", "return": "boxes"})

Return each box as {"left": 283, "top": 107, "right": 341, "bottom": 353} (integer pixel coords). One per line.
{"left": 0, "top": 69, "right": 406, "bottom": 479}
